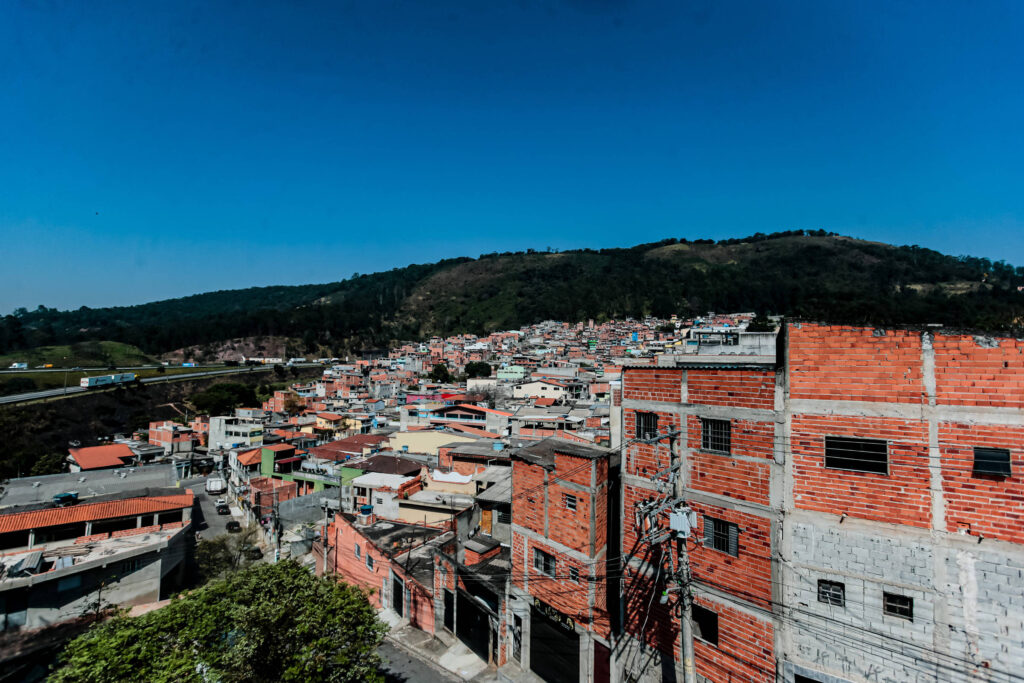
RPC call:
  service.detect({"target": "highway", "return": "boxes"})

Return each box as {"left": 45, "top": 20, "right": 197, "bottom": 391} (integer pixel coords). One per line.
{"left": 0, "top": 366, "right": 303, "bottom": 405}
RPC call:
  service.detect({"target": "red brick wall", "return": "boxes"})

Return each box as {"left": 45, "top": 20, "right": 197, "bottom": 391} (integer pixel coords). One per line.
{"left": 933, "top": 335, "right": 1024, "bottom": 409}
{"left": 791, "top": 415, "right": 931, "bottom": 528}
{"left": 687, "top": 370, "right": 775, "bottom": 409}
{"left": 692, "top": 594, "right": 775, "bottom": 683}
{"left": 940, "top": 422, "right": 1024, "bottom": 544}
{"left": 332, "top": 515, "right": 386, "bottom": 607}
{"left": 519, "top": 534, "right": 611, "bottom": 638}
{"left": 689, "top": 502, "right": 773, "bottom": 610}
{"left": 622, "top": 560, "right": 679, "bottom": 656}
{"left": 624, "top": 409, "right": 681, "bottom": 478}
{"left": 622, "top": 367, "right": 683, "bottom": 403}
{"left": 788, "top": 324, "right": 925, "bottom": 403}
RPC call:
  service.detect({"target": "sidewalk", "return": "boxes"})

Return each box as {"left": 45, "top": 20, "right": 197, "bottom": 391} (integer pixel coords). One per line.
{"left": 382, "top": 615, "right": 545, "bottom": 683}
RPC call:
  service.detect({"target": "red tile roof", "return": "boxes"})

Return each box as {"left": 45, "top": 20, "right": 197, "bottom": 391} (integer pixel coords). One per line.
{"left": 534, "top": 398, "right": 557, "bottom": 407}
{"left": 446, "top": 423, "right": 500, "bottom": 438}
{"left": 264, "top": 444, "right": 295, "bottom": 452}
{"left": 68, "top": 444, "right": 135, "bottom": 470}
{"left": 0, "top": 492, "right": 194, "bottom": 534}
{"left": 237, "top": 448, "right": 263, "bottom": 466}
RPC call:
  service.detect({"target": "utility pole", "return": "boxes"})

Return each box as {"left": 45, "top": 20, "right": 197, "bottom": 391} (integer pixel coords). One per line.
{"left": 670, "top": 432, "right": 697, "bottom": 683}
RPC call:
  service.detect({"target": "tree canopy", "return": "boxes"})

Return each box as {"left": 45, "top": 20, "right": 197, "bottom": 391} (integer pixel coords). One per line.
{"left": 50, "top": 560, "right": 388, "bottom": 683}
{"left": 428, "top": 363, "right": 451, "bottom": 383}
{"left": 464, "top": 361, "right": 492, "bottom": 378}
{"left": 190, "top": 382, "right": 258, "bottom": 416}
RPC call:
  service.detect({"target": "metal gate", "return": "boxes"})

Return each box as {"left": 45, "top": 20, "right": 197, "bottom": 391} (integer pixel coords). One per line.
{"left": 456, "top": 591, "right": 491, "bottom": 662}
{"left": 530, "top": 604, "right": 579, "bottom": 683}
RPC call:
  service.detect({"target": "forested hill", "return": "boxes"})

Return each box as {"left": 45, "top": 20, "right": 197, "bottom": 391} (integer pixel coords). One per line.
{"left": 3, "top": 231, "right": 1023, "bottom": 356}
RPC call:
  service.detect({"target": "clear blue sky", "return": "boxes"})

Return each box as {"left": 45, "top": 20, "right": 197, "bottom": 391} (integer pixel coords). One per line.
{"left": 2, "top": 1, "right": 1023, "bottom": 312}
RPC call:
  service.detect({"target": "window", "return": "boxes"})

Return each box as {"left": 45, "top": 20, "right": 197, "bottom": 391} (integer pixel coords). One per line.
{"left": 824, "top": 436, "right": 888, "bottom": 474}
{"left": 691, "top": 604, "right": 719, "bottom": 646}
{"left": 354, "top": 543, "right": 361, "bottom": 559}
{"left": 569, "top": 566, "right": 579, "bottom": 582}
{"left": 817, "top": 580, "right": 845, "bottom": 607}
{"left": 366, "top": 554, "right": 375, "bottom": 571}
{"left": 973, "top": 447, "right": 1011, "bottom": 477}
{"left": 355, "top": 487, "right": 368, "bottom": 498}
{"left": 701, "top": 418, "right": 731, "bottom": 454}
{"left": 497, "top": 509, "right": 512, "bottom": 524}
{"left": 564, "top": 494, "right": 577, "bottom": 512}
{"left": 120, "top": 559, "right": 141, "bottom": 575}
{"left": 57, "top": 575, "right": 82, "bottom": 592}
{"left": 374, "top": 496, "right": 384, "bottom": 505}
{"left": 703, "top": 516, "right": 739, "bottom": 557}
{"left": 636, "top": 412, "right": 658, "bottom": 440}
{"left": 883, "top": 592, "right": 913, "bottom": 621}
{"left": 533, "top": 548, "right": 556, "bottom": 577}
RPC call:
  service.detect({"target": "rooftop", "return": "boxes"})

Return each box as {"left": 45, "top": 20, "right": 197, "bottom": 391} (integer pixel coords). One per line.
{"left": 1, "top": 465, "right": 179, "bottom": 509}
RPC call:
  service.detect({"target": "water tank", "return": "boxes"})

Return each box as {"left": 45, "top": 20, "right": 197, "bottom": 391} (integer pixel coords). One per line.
{"left": 492, "top": 442, "right": 505, "bottom": 451}
{"left": 360, "top": 504, "right": 373, "bottom": 515}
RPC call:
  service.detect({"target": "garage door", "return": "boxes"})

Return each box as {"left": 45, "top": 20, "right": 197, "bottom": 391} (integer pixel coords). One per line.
{"left": 530, "top": 604, "right": 579, "bottom": 683}
{"left": 456, "top": 591, "right": 491, "bottom": 662}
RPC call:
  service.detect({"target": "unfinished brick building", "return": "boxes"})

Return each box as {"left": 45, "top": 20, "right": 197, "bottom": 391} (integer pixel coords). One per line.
{"left": 618, "top": 323, "right": 1024, "bottom": 683}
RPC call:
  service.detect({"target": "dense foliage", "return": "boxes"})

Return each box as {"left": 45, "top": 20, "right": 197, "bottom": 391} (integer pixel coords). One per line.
{"left": 3, "top": 233, "right": 1022, "bottom": 357}
{"left": 49, "top": 560, "right": 388, "bottom": 683}
{"left": 190, "top": 382, "right": 259, "bottom": 416}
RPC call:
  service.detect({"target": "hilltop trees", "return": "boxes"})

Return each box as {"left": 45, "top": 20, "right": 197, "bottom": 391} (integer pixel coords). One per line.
{"left": 50, "top": 560, "right": 388, "bottom": 683}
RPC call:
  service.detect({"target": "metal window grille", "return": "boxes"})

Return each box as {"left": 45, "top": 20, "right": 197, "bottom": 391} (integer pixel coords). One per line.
{"left": 533, "top": 548, "right": 556, "bottom": 577}
{"left": 824, "top": 436, "right": 888, "bottom": 474}
{"left": 703, "top": 516, "right": 739, "bottom": 557}
{"left": 564, "top": 494, "right": 577, "bottom": 511}
{"left": 691, "top": 604, "right": 719, "bottom": 646}
{"left": 883, "top": 592, "right": 913, "bottom": 621}
{"left": 973, "top": 447, "right": 1011, "bottom": 477}
{"left": 817, "top": 580, "right": 845, "bottom": 607}
{"left": 497, "top": 509, "right": 512, "bottom": 524}
{"left": 636, "top": 412, "right": 659, "bottom": 439}
{"left": 701, "top": 418, "right": 731, "bottom": 454}
{"left": 569, "top": 566, "right": 579, "bottom": 582}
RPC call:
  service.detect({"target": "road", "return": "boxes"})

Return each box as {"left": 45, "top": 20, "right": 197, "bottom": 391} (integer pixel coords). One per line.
{"left": 0, "top": 365, "right": 313, "bottom": 405}
{"left": 378, "top": 642, "right": 461, "bottom": 683}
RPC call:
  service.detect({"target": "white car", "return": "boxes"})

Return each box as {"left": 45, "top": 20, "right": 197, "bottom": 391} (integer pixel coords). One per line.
{"left": 215, "top": 498, "right": 227, "bottom": 507}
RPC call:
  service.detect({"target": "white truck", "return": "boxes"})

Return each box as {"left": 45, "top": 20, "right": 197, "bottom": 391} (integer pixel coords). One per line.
{"left": 8, "top": 362, "right": 27, "bottom": 370}
{"left": 205, "top": 477, "right": 227, "bottom": 495}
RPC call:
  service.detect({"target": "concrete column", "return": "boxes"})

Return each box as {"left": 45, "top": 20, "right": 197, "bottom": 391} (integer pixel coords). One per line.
{"left": 137, "top": 515, "right": 144, "bottom": 528}
{"left": 27, "top": 528, "right": 35, "bottom": 548}
{"left": 85, "top": 521, "right": 93, "bottom": 535}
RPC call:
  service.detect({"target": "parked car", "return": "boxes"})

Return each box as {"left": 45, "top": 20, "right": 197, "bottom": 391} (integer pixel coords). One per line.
{"left": 226, "top": 521, "right": 242, "bottom": 533}
{"left": 216, "top": 504, "right": 230, "bottom": 515}
{"left": 215, "top": 498, "right": 227, "bottom": 507}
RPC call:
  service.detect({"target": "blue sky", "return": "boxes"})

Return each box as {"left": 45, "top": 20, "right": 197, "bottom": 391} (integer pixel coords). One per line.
{"left": 2, "top": 0, "right": 1023, "bottom": 312}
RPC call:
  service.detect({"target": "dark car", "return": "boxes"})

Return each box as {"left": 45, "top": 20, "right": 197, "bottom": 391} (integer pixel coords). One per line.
{"left": 226, "top": 521, "right": 242, "bottom": 533}
{"left": 216, "top": 504, "right": 230, "bottom": 515}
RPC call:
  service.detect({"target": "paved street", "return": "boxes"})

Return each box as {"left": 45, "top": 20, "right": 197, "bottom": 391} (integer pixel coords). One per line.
{"left": 378, "top": 641, "right": 461, "bottom": 683}
{"left": 185, "top": 477, "right": 242, "bottom": 540}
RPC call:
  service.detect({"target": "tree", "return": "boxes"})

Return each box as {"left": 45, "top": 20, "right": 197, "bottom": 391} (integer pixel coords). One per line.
{"left": 196, "top": 527, "right": 261, "bottom": 582}
{"left": 50, "top": 560, "right": 388, "bottom": 683}
{"left": 282, "top": 392, "right": 302, "bottom": 415}
{"left": 464, "top": 361, "right": 492, "bottom": 378}
{"left": 428, "top": 363, "right": 451, "bottom": 383}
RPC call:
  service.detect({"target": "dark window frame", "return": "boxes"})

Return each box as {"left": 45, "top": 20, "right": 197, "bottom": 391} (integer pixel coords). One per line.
{"left": 701, "top": 418, "right": 732, "bottom": 454}
{"left": 883, "top": 592, "right": 913, "bottom": 621}
{"left": 691, "top": 604, "right": 719, "bottom": 646}
{"left": 533, "top": 548, "right": 556, "bottom": 577}
{"left": 636, "top": 412, "right": 659, "bottom": 440}
{"left": 569, "top": 566, "right": 579, "bottom": 582}
{"left": 973, "top": 447, "right": 1011, "bottom": 477}
{"left": 824, "top": 436, "right": 888, "bottom": 475}
{"left": 817, "top": 580, "right": 845, "bottom": 607}
{"left": 703, "top": 516, "right": 739, "bottom": 557}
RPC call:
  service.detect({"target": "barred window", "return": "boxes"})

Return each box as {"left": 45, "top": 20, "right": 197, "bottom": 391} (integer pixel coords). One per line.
{"left": 703, "top": 516, "right": 739, "bottom": 557}
{"left": 973, "top": 447, "right": 1011, "bottom": 477}
{"left": 883, "top": 592, "right": 913, "bottom": 621}
{"left": 497, "top": 509, "right": 511, "bottom": 524}
{"left": 824, "top": 436, "right": 888, "bottom": 474}
{"left": 817, "top": 580, "right": 845, "bottom": 607}
{"left": 636, "top": 412, "right": 658, "bottom": 440}
{"left": 701, "top": 418, "right": 731, "bottom": 454}
{"left": 533, "top": 548, "right": 556, "bottom": 577}
{"left": 564, "top": 494, "right": 577, "bottom": 512}
{"left": 569, "top": 566, "right": 579, "bottom": 582}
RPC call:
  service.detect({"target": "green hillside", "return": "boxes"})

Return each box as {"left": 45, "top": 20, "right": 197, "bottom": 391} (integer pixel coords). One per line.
{"left": 2, "top": 232, "right": 1022, "bottom": 356}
